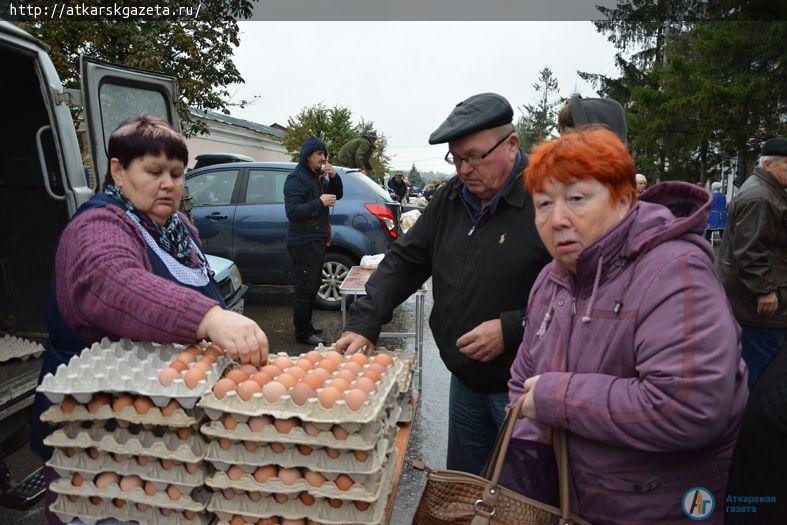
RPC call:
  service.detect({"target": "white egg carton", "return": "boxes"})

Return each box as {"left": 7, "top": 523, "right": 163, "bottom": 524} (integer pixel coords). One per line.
{"left": 208, "top": 450, "right": 396, "bottom": 525}
{"left": 200, "top": 402, "right": 400, "bottom": 451}
{"left": 42, "top": 401, "right": 201, "bottom": 428}
{"left": 37, "top": 338, "right": 232, "bottom": 409}
{"left": 47, "top": 448, "right": 208, "bottom": 488}
{"left": 49, "top": 476, "right": 209, "bottom": 512}
{"left": 50, "top": 495, "right": 209, "bottom": 525}
{"left": 198, "top": 359, "right": 403, "bottom": 424}
{"left": 0, "top": 334, "right": 45, "bottom": 362}
{"left": 44, "top": 424, "right": 207, "bottom": 463}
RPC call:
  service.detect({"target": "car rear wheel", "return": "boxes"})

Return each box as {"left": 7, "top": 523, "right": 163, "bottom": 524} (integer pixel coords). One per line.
{"left": 315, "top": 252, "right": 356, "bottom": 310}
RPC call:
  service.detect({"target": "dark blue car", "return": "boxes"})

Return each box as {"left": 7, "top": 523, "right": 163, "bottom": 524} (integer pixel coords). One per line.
{"left": 185, "top": 162, "right": 401, "bottom": 309}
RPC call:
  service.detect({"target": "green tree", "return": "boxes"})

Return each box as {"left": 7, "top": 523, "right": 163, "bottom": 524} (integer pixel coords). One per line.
{"left": 516, "top": 67, "right": 560, "bottom": 152}
{"left": 21, "top": 0, "right": 258, "bottom": 137}
{"left": 408, "top": 164, "right": 424, "bottom": 189}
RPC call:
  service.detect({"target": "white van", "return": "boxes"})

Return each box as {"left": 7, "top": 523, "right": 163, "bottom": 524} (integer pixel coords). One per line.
{"left": 0, "top": 21, "right": 245, "bottom": 509}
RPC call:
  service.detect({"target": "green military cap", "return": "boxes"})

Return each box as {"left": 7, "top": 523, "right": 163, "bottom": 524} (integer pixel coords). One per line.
{"left": 428, "top": 93, "right": 513, "bottom": 144}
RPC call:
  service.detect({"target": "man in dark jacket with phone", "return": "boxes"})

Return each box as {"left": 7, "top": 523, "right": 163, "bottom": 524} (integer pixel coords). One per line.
{"left": 284, "top": 137, "right": 343, "bottom": 345}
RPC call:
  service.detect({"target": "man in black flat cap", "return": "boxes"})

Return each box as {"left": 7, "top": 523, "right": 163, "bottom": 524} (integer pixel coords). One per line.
{"left": 718, "top": 138, "right": 787, "bottom": 388}
{"left": 336, "top": 93, "right": 551, "bottom": 475}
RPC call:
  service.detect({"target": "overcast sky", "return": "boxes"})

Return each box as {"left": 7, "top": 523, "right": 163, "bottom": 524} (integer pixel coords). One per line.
{"left": 228, "top": 22, "right": 619, "bottom": 173}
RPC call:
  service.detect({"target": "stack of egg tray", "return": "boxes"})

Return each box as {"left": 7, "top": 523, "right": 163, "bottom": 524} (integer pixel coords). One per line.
{"left": 198, "top": 348, "right": 408, "bottom": 525}
{"left": 0, "top": 334, "right": 45, "bottom": 362}
{"left": 38, "top": 338, "right": 231, "bottom": 524}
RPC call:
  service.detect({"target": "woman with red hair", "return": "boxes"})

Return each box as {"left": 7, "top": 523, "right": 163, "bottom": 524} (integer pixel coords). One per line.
{"left": 507, "top": 127, "right": 747, "bottom": 524}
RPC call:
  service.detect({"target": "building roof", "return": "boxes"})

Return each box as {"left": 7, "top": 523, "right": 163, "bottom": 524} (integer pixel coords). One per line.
{"left": 189, "top": 108, "right": 286, "bottom": 138}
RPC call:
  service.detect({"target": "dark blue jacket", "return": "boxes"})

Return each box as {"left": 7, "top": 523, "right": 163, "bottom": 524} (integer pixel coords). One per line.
{"left": 284, "top": 137, "right": 344, "bottom": 246}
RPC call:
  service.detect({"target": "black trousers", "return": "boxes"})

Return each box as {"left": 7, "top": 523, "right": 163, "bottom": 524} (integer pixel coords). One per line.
{"left": 288, "top": 241, "right": 326, "bottom": 339}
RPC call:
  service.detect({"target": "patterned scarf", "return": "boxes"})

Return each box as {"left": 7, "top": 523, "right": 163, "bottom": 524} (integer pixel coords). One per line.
{"left": 104, "top": 185, "right": 208, "bottom": 271}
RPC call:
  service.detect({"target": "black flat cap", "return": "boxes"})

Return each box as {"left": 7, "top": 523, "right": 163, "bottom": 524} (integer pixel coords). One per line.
{"left": 762, "top": 138, "right": 787, "bottom": 156}
{"left": 429, "top": 93, "right": 513, "bottom": 144}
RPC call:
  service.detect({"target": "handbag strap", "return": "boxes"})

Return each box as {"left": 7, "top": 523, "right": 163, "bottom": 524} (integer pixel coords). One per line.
{"left": 474, "top": 395, "right": 574, "bottom": 524}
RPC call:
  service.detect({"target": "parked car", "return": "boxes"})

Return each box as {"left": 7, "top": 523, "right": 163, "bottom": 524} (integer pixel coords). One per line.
{"left": 206, "top": 254, "right": 248, "bottom": 314}
{"left": 185, "top": 162, "right": 402, "bottom": 309}
{"left": 192, "top": 152, "right": 254, "bottom": 170}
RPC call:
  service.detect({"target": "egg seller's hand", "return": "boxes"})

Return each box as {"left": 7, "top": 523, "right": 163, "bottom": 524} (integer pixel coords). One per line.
{"left": 196, "top": 306, "right": 268, "bottom": 368}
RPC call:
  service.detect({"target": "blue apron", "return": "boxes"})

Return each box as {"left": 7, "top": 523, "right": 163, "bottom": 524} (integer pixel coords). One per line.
{"left": 30, "top": 194, "right": 225, "bottom": 459}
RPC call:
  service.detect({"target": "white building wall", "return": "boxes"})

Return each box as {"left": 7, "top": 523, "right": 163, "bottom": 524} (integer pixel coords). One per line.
{"left": 184, "top": 119, "right": 290, "bottom": 169}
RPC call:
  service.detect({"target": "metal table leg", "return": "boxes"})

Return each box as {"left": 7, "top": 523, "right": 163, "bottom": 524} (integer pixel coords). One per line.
{"left": 341, "top": 294, "right": 347, "bottom": 328}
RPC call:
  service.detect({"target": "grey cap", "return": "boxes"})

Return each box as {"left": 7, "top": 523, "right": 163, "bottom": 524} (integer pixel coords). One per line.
{"left": 567, "top": 96, "right": 628, "bottom": 145}
{"left": 429, "top": 93, "right": 513, "bottom": 144}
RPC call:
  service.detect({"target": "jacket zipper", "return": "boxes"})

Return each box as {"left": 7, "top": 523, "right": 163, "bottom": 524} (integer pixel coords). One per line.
{"left": 461, "top": 199, "right": 476, "bottom": 236}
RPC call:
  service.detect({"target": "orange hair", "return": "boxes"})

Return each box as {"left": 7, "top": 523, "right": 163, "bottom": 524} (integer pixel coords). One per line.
{"left": 525, "top": 126, "right": 636, "bottom": 206}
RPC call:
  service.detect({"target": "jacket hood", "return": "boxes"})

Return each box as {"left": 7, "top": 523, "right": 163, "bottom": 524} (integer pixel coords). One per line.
{"left": 568, "top": 96, "right": 628, "bottom": 144}
{"left": 298, "top": 137, "right": 328, "bottom": 169}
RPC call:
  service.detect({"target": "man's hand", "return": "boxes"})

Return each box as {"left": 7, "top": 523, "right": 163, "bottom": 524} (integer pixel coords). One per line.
{"left": 196, "top": 306, "right": 268, "bottom": 368}
{"left": 320, "top": 194, "right": 337, "bottom": 207}
{"left": 323, "top": 162, "right": 337, "bottom": 178}
{"left": 335, "top": 331, "right": 375, "bottom": 355}
{"left": 519, "top": 375, "right": 541, "bottom": 420}
{"left": 757, "top": 291, "right": 779, "bottom": 317}
{"left": 456, "top": 319, "right": 504, "bottom": 363}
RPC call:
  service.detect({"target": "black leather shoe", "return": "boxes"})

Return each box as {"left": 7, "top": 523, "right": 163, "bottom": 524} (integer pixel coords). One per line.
{"left": 296, "top": 334, "right": 325, "bottom": 345}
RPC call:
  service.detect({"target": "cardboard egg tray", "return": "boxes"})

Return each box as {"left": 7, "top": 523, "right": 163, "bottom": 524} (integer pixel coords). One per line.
{"left": 37, "top": 338, "right": 232, "bottom": 409}
{"left": 198, "top": 359, "right": 404, "bottom": 424}
{"left": 42, "top": 401, "right": 201, "bottom": 428}
{"left": 208, "top": 449, "right": 396, "bottom": 525}
{"left": 200, "top": 402, "right": 401, "bottom": 451}
{"left": 378, "top": 348, "right": 415, "bottom": 395}
{"left": 44, "top": 424, "right": 207, "bottom": 463}
{"left": 47, "top": 448, "right": 208, "bottom": 488}
{"left": 50, "top": 495, "right": 210, "bottom": 525}
{"left": 49, "top": 477, "right": 209, "bottom": 513}
{"left": 0, "top": 334, "right": 45, "bottom": 362}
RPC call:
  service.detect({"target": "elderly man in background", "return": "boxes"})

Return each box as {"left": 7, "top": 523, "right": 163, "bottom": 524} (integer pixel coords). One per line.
{"left": 387, "top": 170, "right": 408, "bottom": 202}
{"left": 336, "top": 93, "right": 551, "bottom": 474}
{"left": 718, "top": 138, "right": 787, "bottom": 388}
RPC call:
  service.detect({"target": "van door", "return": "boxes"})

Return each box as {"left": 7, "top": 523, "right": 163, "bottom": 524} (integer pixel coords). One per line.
{"left": 80, "top": 57, "right": 180, "bottom": 189}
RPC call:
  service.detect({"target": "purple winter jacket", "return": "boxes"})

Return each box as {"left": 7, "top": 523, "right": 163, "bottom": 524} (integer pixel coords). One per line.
{"left": 508, "top": 182, "right": 748, "bottom": 525}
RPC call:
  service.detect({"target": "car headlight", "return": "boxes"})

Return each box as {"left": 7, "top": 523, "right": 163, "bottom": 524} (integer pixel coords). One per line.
{"left": 229, "top": 264, "right": 243, "bottom": 292}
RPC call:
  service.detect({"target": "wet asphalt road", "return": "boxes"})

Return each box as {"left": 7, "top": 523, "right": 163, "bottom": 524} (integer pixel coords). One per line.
{"left": 1, "top": 281, "right": 448, "bottom": 525}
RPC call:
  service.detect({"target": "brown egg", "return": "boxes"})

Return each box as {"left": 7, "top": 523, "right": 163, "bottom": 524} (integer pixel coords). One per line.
{"left": 110, "top": 394, "right": 134, "bottom": 413}
{"left": 328, "top": 498, "right": 343, "bottom": 508}
{"left": 227, "top": 465, "right": 245, "bottom": 481}
{"left": 222, "top": 488, "right": 236, "bottom": 500}
{"left": 95, "top": 472, "right": 120, "bottom": 490}
{"left": 273, "top": 417, "right": 299, "bottom": 434}
{"left": 119, "top": 475, "right": 143, "bottom": 492}
{"left": 160, "top": 399, "right": 182, "bottom": 417}
{"left": 334, "top": 474, "right": 355, "bottom": 491}
{"left": 88, "top": 393, "right": 112, "bottom": 413}
{"left": 160, "top": 508, "right": 172, "bottom": 517}
{"left": 64, "top": 447, "right": 76, "bottom": 458}
{"left": 327, "top": 377, "right": 350, "bottom": 392}
{"left": 166, "top": 485, "right": 182, "bottom": 501}
{"left": 136, "top": 502, "right": 150, "bottom": 512}
{"left": 177, "top": 427, "right": 193, "bottom": 440}
{"left": 205, "top": 344, "right": 223, "bottom": 359}
{"left": 137, "top": 455, "right": 150, "bottom": 466}
{"left": 260, "top": 518, "right": 282, "bottom": 525}
{"left": 67, "top": 495, "right": 78, "bottom": 503}
{"left": 183, "top": 366, "right": 206, "bottom": 389}
{"left": 262, "top": 381, "right": 288, "bottom": 403}
{"left": 60, "top": 395, "right": 78, "bottom": 413}
{"left": 367, "top": 363, "right": 387, "bottom": 377}
{"left": 317, "top": 359, "right": 338, "bottom": 374}
{"left": 244, "top": 440, "right": 259, "bottom": 452}
{"left": 251, "top": 371, "right": 272, "bottom": 388}
{"left": 72, "top": 472, "right": 84, "bottom": 487}
{"left": 113, "top": 498, "right": 126, "bottom": 508}
{"left": 354, "top": 500, "right": 371, "bottom": 511}
{"left": 223, "top": 414, "right": 238, "bottom": 430}
{"left": 213, "top": 378, "right": 237, "bottom": 399}
{"left": 277, "top": 467, "right": 301, "bottom": 486}
{"left": 282, "top": 520, "right": 305, "bottom": 525}
{"left": 361, "top": 369, "right": 381, "bottom": 383}
{"left": 305, "top": 350, "right": 322, "bottom": 364}
{"left": 299, "top": 491, "right": 316, "bottom": 506}
{"left": 169, "top": 360, "right": 188, "bottom": 373}
{"left": 192, "top": 359, "right": 212, "bottom": 373}
{"left": 219, "top": 437, "right": 233, "bottom": 450}
{"left": 87, "top": 447, "right": 100, "bottom": 460}
{"left": 161, "top": 458, "right": 175, "bottom": 470}
{"left": 175, "top": 352, "right": 196, "bottom": 365}
{"left": 290, "top": 383, "right": 317, "bottom": 406}
{"left": 185, "top": 462, "right": 199, "bottom": 474}
{"left": 144, "top": 481, "right": 156, "bottom": 495}
{"left": 248, "top": 491, "right": 263, "bottom": 502}
{"left": 248, "top": 415, "right": 273, "bottom": 432}
{"left": 133, "top": 397, "right": 155, "bottom": 415}
{"left": 331, "top": 425, "right": 349, "bottom": 440}
{"left": 261, "top": 364, "right": 283, "bottom": 378}
{"left": 372, "top": 353, "right": 394, "bottom": 368}
{"left": 309, "top": 367, "right": 331, "bottom": 382}
{"left": 112, "top": 453, "right": 127, "bottom": 463}
{"left": 276, "top": 373, "right": 297, "bottom": 390}
{"left": 270, "top": 442, "right": 285, "bottom": 454}
{"left": 295, "top": 358, "right": 313, "bottom": 372}
{"left": 348, "top": 353, "right": 369, "bottom": 366}
{"left": 253, "top": 465, "right": 277, "bottom": 484}
{"left": 185, "top": 345, "right": 202, "bottom": 357}
{"left": 226, "top": 369, "right": 249, "bottom": 384}
{"left": 335, "top": 369, "right": 356, "bottom": 384}
{"left": 341, "top": 361, "right": 363, "bottom": 375}
{"left": 89, "top": 496, "right": 102, "bottom": 505}
{"left": 318, "top": 386, "right": 342, "bottom": 409}
{"left": 353, "top": 376, "right": 377, "bottom": 394}
{"left": 353, "top": 450, "right": 369, "bottom": 461}
{"left": 301, "top": 374, "right": 324, "bottom": 391}
{"left": 238, "top": 380, "right": 262, "bottom": 401}
{"left": 274, "top": 493, "right": 289, "bottom": 503}
{"left": 273, "top": 355, "right": 293, "bottom": 371}
{"left": 325, "top": 350, "right": 344, "bottom": 364}
{"left": 184, "top": 510, "right": 197, "bottom": 520}
{"left": 325, "top": 447, "right": 341, "bottom": 459}
{"left": 344, "top": 389, "right": 369, "bottom": 411}
{"left": 297, "top": 444, "right": 313, "bottom": 456}
{"left": 240, "top": 364, "right": 259, "bottom": 377}
{"left": 303, "top": 422, "right": 320, "bottom": 437}
{"left": 201, "top": 355, "right": 216, "bottom": 366}
{"left": 230, "top": 517, "right": 245, "bottom": 525}
{"left": 286, "top": 366, "right": 306, "bottom": 381}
